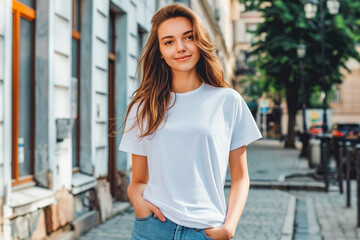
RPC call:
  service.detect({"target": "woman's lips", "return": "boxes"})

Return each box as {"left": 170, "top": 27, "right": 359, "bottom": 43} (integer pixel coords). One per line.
{"left": 175, "top": 55, "right": 191, "bottom": 61}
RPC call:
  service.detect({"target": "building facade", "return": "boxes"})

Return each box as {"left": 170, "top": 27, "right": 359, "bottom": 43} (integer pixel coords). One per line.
{"left": 330, "top": 49, "right": 360, "bottom": 124}
{"left": 0, "top": 0, "right": 236, "bottom": 239}
{"left": 233, "top": 3, "right": 360, "bottom": 138}
{"left": 0, "top": 0, "right": 172, "bottom": 239}
{"left": 191, "top": 0, "right": 236, "bottom": 85}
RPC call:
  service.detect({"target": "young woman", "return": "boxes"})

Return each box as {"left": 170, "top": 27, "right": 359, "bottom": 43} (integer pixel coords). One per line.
{"left": 119, "top": 3, "right": 262, "bottom": 240}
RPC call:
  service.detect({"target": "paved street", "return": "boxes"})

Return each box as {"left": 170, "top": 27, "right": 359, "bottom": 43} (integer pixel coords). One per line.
{"left": 79, "top": 188, "right": 294, "bottom": 240}
{"left": 80, "top": 140, "right": 360, "bottom": 240}
{"left": 290, "top": 186, "right": 359, "bottom": 240}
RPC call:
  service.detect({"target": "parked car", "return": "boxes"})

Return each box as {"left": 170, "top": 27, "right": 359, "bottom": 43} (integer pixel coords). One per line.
{"left": 331, "top": 123, "right": 360, "bottom": 139}
{"left": 308, "top": 124, "right": 323, "bottom": 137}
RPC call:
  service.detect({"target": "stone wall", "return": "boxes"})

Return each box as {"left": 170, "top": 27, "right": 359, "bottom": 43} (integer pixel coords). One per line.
{"left": 10, "top": 209, "right": 46, "bottom": 240}
{"left": 44, "top": 188, "right": 73, "bottom": 234}
{"left": 8, "top": 188, "right": 75, "bottom": 239}
{"left": 95, "top": 179, "right": 113, "bottom": 222}
{"left": 0, "top": 197, "right": 2, "bottom": 235}
{"left": 115, "top": 170, "right": 130, "bottom": 202}
{"left": 73, "top": 189, "right": 96, "bottom": 220}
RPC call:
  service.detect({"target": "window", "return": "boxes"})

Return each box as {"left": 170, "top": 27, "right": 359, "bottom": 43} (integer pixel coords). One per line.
{"left": 330, "top": 86, "right": 341, "bottom": 103}
{"left": 137, "top": 26, "right": 146, "bottom": 83}
{"left": 71, "top": 0, "right": 81, "bottom": 171}
{"left": 108, "top": 10, "right": 116, "bottom": 196}
{"left": 12, "top": 0, "right": 36, "bottom": 185}
{"left": 245, "top": 23, "right": 257, "bottom": 44}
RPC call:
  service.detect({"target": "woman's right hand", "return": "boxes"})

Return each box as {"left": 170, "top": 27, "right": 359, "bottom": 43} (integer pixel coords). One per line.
{"left": 133, "top": 196, "right": 166, "bottom": 222}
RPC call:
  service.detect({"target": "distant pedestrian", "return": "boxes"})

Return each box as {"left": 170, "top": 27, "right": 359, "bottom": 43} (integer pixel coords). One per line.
{"left": 119, "top": 3, "right": 262, "bottom": 240}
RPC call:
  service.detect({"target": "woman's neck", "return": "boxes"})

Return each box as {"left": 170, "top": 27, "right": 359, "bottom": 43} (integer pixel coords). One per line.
{"left": 171, "top": 69, "right": 202, "bottom": 93}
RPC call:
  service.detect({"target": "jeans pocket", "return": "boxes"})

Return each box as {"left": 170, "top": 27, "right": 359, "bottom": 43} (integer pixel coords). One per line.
{"left": 201, "top": 229, "right": 214, "bottom": 240}
{"left": 135, "top": 212, "right": 154, "bottom": 221}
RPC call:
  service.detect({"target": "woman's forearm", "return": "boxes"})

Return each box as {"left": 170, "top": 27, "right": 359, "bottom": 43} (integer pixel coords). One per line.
{"left": 127, "top": 182, "right": 147, "bottom": 207}
{"left": 223, "top": 176, "right": 250, "bottom": 236}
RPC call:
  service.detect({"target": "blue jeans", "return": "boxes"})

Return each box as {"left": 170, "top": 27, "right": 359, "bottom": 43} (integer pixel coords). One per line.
{"left": 130, "top": 212, "right": 214, "bottom": 240}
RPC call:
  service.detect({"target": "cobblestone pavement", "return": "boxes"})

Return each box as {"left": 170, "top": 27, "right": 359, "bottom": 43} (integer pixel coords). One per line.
{"left": 234, "top": 189, "right": 294, "bottom": 240}
{"left": 290, "top": 182, "right": 359, "bottom": 240}
{"left": 80, "top": 140, "right": 360, "bottom": 240}
{"left": 245, "top": 139, "right": 310, "bottom": 182}
{"left": 80, "top": 188, "right": 293, "bottom": 240}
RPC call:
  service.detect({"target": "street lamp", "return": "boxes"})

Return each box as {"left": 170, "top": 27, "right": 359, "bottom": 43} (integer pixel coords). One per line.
{"left": 297, "top": 44, "right": 309, "bottom": 158}
{"left": 304, "top": 0, "right": 339, "bottom": 133}
{"left": 304, "top": 0, "right": 339, "bottom": 187}
{"left": 297, "top": 44, "right": 306, "bottom": 59}
{"left": 327, "top": 0, "right": 340, "bottom": 15}
{"left": 304, "top": 0, "right": 318, "bottom": 19}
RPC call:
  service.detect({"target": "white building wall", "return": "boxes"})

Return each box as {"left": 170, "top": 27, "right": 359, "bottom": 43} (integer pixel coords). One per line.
{"left": 50, "top": 0, "right": 73, "bottom": 191}
{"left": 1, "top": 0, "right": 13, "bottom": 196}
{"left": 217, "top": 0, "right": 235, "bottom": 84}
{"left": 158, "top": 0, "right": 173, "bottom": 8}
{"left": 1, "top": 0, "right": 14, "bottom": 239}
{"left": 191, "top": 0, "right": 235, "bottom": 84}
{"left": 111, "top": 0, "right": 163, "bottom": 171}
{"left": 92, "top": 0, "right": 109, "bottom": 177}
{"left": 220, "top": 0, "right": 233, "bottom": 53}
{"left": 0, "top": 0, "right": 5, "bottom": 199}
{"left": 191, "top": 1, "right": 216, "bottom": 43}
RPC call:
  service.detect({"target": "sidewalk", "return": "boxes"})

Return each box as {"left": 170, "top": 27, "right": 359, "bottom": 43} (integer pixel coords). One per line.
{"left": 80, "top": 139, "right": 359, "bottom": 240}
{"left": 240, "top": 139, "right": 331, "bottom": 191}
{"left": 245, "top": 140, "right": 359, "bottom": 240}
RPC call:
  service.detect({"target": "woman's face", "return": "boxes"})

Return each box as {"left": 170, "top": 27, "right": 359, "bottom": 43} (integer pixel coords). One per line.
{"left": 158, "top": 17, "right": 201, "bottom": 73}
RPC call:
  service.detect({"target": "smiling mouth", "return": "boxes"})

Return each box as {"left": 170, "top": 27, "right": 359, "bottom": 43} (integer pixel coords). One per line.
{"left": 175, "top": 55, "right": 191, "bottom": 61}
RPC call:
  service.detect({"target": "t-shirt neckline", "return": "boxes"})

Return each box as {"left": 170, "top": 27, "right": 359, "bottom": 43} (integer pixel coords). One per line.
{"left": 170, "top": 82, "right": 205, "bottom": 97}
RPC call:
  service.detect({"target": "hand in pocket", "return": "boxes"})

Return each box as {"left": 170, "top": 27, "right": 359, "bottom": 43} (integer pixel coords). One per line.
{"left": 134, "top": 197, "right": 166, "bottom": 222}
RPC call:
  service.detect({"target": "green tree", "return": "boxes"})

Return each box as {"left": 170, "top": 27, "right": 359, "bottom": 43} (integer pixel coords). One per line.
{"left": 240, "top": 0, "right": 360, "bottom": 148}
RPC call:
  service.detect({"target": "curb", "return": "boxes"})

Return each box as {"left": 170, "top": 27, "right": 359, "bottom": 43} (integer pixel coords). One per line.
{"left": 281, "top": 195, "right": 296, "bottom": 240}
{"left": 306, "top": 197, "right": 322, "bottom": 240}
{"left": 250, "top": 181, "right": 328, "bottom": 191}
{"left": 226, "top": 180, "right": 338, "bottom": 192}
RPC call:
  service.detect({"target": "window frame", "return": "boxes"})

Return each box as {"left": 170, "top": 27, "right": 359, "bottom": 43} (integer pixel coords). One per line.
{"left": 12, "top": 0, "right": 36, "bottom": 186}
{"left": 72, "top": 0, "right": 81, "bottom": 172}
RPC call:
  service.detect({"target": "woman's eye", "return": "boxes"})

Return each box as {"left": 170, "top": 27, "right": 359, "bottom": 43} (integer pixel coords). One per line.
{"left": 186, "top": 35, "right": 193, "bottom": 40}
{"left": 165, "top": 41, "right": 173, "bottom": 45}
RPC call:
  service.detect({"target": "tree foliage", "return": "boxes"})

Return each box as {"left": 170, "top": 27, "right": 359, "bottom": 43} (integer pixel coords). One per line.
{"left": 240, "top": 0, "right": 360, "bottom": 147}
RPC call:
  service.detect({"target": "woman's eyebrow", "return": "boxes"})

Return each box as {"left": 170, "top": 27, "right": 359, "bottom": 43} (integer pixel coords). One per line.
{"left": 160, "top": 30, "right": 193, "bottom": 41}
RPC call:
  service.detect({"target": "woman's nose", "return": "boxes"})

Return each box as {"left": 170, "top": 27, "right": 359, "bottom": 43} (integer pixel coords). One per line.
{"left": 176, "top": 40, "right": 186, "bottom": 52}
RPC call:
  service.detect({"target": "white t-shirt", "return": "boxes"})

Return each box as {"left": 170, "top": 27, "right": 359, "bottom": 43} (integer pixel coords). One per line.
{"left": 119, "top": 82, "right": 262, "bottom": 228}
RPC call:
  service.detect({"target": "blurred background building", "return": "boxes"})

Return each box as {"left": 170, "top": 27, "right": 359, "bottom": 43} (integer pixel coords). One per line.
{"left": 233, "top": 2, "right": 360, "bottom": 140}
{"left": 0, "top": 0, "right": 241, "bottom": 239}
{"left": 329, "top": 53, "right": 360, "bottom": 123}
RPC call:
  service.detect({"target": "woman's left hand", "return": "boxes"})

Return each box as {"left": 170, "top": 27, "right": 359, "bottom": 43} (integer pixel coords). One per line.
{"left": 204, "top": 225, "right": 234, "bottom": 240}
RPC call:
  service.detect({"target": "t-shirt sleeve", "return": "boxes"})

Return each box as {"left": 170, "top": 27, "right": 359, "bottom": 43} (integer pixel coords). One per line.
{"left": 230, "top": 94, "right": 262, "bottom": 151}
{"left": 118, "top": 103, "right": 148, "bottom": 156}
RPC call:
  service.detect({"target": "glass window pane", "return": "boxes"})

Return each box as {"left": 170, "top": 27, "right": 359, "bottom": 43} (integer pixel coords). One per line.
{"left": 74, "top": 0, "right": 80, "bottom": 32}
{"left": 18, "top": 17, "right": 34, "bottom": 177}
{"left": 108, "top": 14, "right": 112, "bottom": 53}
{"left": 71, "top": 37, "right": 79, "bottom": 168}
{"left": 18, "top": 0, "right": 34, "bottom": 8}
{"left": 108, "top": 13, "right": 115, "bottom": 53}
{"left": 71, "top": 77, "right": 78, "bottom": 168}
{"left": 12, "top": 13, "right": 14, "bottom": 178}
{"left": 71, "top": 38, "right": 79, "bottom": 77}
{"left": 72, "top": 119, "right": 78, "bottom": 168}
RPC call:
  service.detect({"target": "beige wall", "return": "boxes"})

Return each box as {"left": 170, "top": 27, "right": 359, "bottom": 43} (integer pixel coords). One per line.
{"left": 330, "top": 68, "right": 360, "bottom": 123}
{"left": 330, "top": 46, "right": 360, "bottom": 124}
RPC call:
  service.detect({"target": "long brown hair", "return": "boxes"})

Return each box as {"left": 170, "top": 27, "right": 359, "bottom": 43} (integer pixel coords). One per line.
{"left": 123, "top": 3, "right": 230, "bottom": 138}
